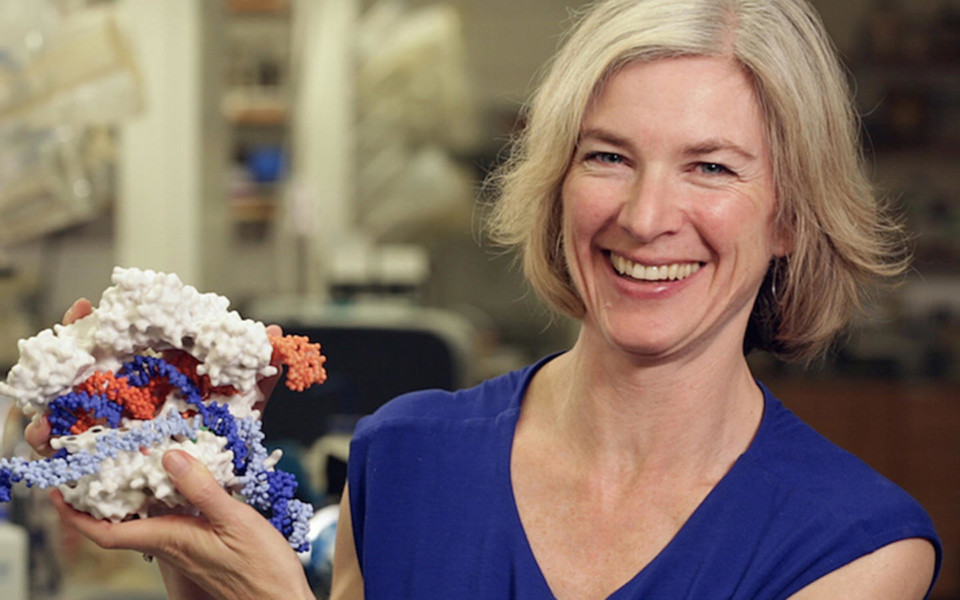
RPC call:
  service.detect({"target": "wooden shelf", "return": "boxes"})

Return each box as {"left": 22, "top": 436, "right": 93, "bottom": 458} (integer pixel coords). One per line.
{"left": 231, "top": 194, "right": 277, "bottom": 222}
{"left": 225, "top": 106, "right": 288, "bottom": 126}
{"left": 226, "top": 0, "right": 289, "bottom": 14}
{"left": 221, "top": 89, "right": 288, "bottom": 125}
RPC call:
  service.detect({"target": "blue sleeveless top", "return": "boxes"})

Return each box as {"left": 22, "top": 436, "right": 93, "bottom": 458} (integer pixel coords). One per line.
{"left": 348, "top": 356, "right": 942, "bottom": 599}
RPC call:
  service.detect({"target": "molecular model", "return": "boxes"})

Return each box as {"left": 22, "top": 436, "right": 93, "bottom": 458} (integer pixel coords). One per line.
{"left": 0, "top": 267, "right": 327, "bottom": 551}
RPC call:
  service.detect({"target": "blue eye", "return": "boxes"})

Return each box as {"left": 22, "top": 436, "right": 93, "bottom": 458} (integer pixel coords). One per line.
{"left": 586, "top": 151, "right": 624, "bottom": 164}
{"left": 697, "top": 162, "right": 733, "bottom": 175}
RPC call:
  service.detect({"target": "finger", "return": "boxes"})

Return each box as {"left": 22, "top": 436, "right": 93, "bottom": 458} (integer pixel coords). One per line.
{"left": 62, "top": 298, "right": 93, "bottom": 325}
{"left": 50, "top": 490, "right": 157, "bottom": 553}
{"left": 257, "top": 324, "right": 285, "bottom": 403}
{"left": 25, "top": 415, "right": 53, "bottom": 457}
{"left": 163, "top": 450, "right": 241, "bottom": 527}
{"left": 51, "top": 489, "right": 215, "bottom": 559}
{"left": 256, "top": 376, "right": 279, "bottom": 408}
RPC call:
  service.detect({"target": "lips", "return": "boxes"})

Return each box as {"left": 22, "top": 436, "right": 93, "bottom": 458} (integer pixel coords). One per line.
{"left": 609, "top": 253, "right": 703, "bottom": 282}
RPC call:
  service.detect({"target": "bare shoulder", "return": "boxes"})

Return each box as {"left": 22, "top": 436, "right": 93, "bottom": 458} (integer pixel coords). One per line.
{"left": 789, "top": 538, "right": 936, "bottom": 600}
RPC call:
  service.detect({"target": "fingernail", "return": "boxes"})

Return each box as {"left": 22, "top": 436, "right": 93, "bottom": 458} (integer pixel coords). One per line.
{"left": 163, "top": 451, "right": 191, "bottom": 477}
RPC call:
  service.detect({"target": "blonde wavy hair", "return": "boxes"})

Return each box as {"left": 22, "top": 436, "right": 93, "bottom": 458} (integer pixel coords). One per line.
{"left": 486, "top": 0, "right": 908, "bottom": 362}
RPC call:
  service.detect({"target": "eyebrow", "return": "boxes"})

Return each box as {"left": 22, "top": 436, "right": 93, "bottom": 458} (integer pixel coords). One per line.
{"left": 577, "top": 128, "right": 634, "bottom": 149}
{"left": 681, "top": 139, "right": 758, "bottom": 162}
{"left": 578, "top": 128, "right": 758, "bottom": 162}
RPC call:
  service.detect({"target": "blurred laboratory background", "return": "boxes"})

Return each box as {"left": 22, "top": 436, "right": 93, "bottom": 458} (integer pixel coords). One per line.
{"left": 0, "top": 0, "right": 956, "bottom": 598}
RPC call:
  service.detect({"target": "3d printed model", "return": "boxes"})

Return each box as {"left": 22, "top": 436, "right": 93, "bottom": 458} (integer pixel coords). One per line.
{"left": 0, "top": 267, "right": 327, "bottom": 551}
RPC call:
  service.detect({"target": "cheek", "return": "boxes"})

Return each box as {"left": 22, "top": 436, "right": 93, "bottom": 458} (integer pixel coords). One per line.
{"left": 561, "top": 177, "right": 617, "bottom": 243}
{"left": 560, "top": 181, "right": 587, "bottom": 250}
{"left": 559, "top": 182, "right": 605, "bottom": 291}
{"left": 693, "top": 191, "right": 778, "bottom": 254}
{"left": 560, "top": 196, "right": 587, "bottom": 280}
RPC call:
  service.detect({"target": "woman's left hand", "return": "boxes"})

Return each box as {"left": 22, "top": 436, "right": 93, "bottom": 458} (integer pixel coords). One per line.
{"left": 51, "top": 449, "right": 314, "bottom": 600}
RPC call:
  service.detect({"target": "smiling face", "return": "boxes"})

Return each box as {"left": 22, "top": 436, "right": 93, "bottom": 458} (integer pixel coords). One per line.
{"left": 561, "top": 56, "right": 788, "bottom": 362}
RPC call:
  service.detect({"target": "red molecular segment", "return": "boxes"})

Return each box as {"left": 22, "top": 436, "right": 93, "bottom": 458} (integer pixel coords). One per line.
{"left": 269, "top": 335, "right": 328, "bottom": 391}
{"left": 75, "top": 371, "right": 163, "bottom": 421}
{"left": 164, "top": 351, "right": 240, "bottom": 398}
{"left": 70, "top": 413, "right": 97, "bottom": 435}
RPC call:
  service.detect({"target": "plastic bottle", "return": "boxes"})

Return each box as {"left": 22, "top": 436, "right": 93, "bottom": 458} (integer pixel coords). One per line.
{"left": 0, "top": 505, "right": 27, "bottom": 600}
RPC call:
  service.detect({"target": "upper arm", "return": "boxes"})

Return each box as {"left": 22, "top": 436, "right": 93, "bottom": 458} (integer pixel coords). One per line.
{"left": 788, "top": 538, "right": 937, "bottom": 600}
{"left": 330, "top": 485, "right": 365, "bottom": 600}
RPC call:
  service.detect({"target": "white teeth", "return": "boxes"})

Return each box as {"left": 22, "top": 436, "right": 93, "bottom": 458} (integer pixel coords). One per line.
{"left": 609, "top": 254, "right": 702, "bottom": 282}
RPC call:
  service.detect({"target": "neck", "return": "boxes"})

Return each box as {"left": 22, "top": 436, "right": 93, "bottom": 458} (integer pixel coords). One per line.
{"left": 531, "top": 328, "right": 764, "bottom": 482}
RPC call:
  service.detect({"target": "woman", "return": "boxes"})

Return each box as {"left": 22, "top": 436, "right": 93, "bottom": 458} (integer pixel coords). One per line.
{"left": 333, "top": 0, "right": 939, "bottom": 597}
{"left": 34, "top": 0, "right": 939, "bottom": 598}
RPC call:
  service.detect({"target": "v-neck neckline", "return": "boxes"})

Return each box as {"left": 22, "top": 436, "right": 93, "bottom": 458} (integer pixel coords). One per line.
{"left": 496, "top": 355, "right": 773, "bottom": 599}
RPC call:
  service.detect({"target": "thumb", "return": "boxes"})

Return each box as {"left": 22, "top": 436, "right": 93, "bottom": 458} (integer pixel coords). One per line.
{"left": 163, "top": 450, "right": 237, "bottom": 523}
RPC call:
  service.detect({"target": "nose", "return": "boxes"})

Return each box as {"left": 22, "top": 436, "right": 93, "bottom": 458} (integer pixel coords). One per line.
{"left": 615, "top": 167, "right": 683, "bottom": 243}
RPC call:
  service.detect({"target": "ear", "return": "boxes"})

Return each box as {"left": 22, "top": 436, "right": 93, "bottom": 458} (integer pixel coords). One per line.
{"left": 772, "top": 225, "right": 793, "bottom": 258}
{"left": 769, "top": 204, "right": 794, "bottom": 258}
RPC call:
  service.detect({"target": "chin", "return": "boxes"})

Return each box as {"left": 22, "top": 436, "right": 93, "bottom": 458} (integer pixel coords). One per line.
{"left": 592, "top": 319, "right": 691, "bottom": 361}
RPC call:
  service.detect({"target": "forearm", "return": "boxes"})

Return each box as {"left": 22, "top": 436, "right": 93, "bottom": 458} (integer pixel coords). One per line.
{"left": 158, "top": 559, "right": 215, "bottom": 600}
{"left": 158, "top": 557, "right": 315, "bottom": 600}
{"left": 330, "top": 487, "right": 364, "bottom": 600}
